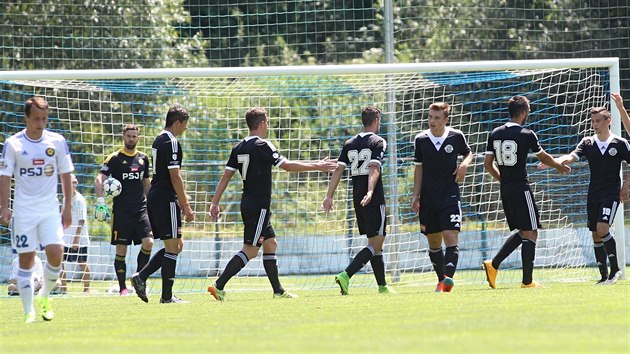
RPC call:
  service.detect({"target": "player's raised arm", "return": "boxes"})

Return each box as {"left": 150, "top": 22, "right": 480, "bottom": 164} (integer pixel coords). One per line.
{"left": 612, "top": 93, "right": 630, "bottom": 136}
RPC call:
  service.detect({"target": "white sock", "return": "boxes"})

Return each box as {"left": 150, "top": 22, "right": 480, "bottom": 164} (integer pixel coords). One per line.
{"left": 17, "top": 267, "right": 35, "bottom": 315}
{"left": 41, "top": 263, "right": 61, "bottom": 298}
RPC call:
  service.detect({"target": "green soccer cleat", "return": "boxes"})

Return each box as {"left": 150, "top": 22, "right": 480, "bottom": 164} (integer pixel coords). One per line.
{"left": 38, "top": 297, "right": 54, "bottom": 321}
{"left": 335, "top": 271, "right": 350, "bottom": 295}
{"left": 24, "top": 310, "right": 36, "bottom": 324}
{"left": 273, "top": 291, "right": 299, "bottom": 299}
{"left": 442, "top": 277, "right": 455, "bottom": 292}
{"left": 207, "top": 283, "right": 226, "bottom": 302}
{"left": 378, "top": 285, "right": 397, "bottom": 294}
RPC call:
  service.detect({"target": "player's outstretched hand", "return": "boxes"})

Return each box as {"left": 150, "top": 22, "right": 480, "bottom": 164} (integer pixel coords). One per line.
{"left": 360, "top": 190, "right": 373, "bottom": 207}
{"left": 317, "top": 157, "right": 338, "bottom": 172}
{"left": 209, "top": 203, "right": 220, "bottom": 222}
{"left": 94, "top": 197, "right": 110, "bottom": 222}
{"left": 555, "top": 162, "right": 571, "bottom": 174}
{"left": 536, "top": 162, "right": 550, "bottom": 170}
{"left": 322, "top": 196, "right": 333, "bottom": 213}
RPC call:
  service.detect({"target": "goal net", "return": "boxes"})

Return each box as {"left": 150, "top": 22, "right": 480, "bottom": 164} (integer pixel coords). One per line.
{"left": 0, "top": 58, "right": 624, "bottom": 295}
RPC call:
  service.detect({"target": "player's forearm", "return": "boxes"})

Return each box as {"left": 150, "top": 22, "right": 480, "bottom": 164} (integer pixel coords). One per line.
{"left": 537, "top": 151, "right": 562, "bottom": 169}
{"left": 281, "top": 160, "right": 320, "bottom": 172}
{"left": 461, "top": 152, "right": 473, "bottom": 168}
{"left": 0, "top": 176, "right": 10, "bottom": 209}
{"left": 412, "top": 165, "right": 422, "bottom": 199}
{"left": 483, "top": 155, "right": 500, "bottom": 181}
{"left": 366, "top": 165, "right": 380, "bottom": 194}
{"left": 211, "top": 171, "right": 233, "bottom": 205}
{"left": 557, "top": 154, "right": 577, "bottom": 165}
{"left": 170, "top": 172, "right": 190, "bottom": 208}
{"left": 94, "top": 174, "right": 105, "bottom": 198}
{"left": 60, "top": 173, "right": 73, "bottom": 209}
{"left": 325, "top": 168, "right": 344, "bottom": 198}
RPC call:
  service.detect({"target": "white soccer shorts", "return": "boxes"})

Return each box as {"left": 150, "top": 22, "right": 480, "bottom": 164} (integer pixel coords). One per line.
{"left": 11, "top": 214, "right": 64, "bottom": 253}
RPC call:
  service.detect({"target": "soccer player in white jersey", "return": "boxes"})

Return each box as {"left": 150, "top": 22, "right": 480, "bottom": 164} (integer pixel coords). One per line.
{"left": 0, "top": 96, "right": 74, "bottom": 323}
{"left": 60, "top": 173, "right": 91, "bottom": 293}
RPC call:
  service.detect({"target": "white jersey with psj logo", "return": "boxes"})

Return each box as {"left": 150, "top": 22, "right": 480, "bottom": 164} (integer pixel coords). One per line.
{"left": 0, "top": 129, "right": 74, "bottom": 217}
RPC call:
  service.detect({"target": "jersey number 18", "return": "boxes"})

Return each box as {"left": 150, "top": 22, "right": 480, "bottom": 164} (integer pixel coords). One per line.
{"left": 493, "top": 140, "right": 518, "bottom": 166}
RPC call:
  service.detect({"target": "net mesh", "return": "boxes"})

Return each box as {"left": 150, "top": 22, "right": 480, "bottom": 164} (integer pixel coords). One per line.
{"left": 0, "top": 64, "right": 620, "bottom": 295}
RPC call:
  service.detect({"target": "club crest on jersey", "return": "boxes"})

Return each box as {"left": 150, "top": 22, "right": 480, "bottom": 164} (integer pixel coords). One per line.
{"left": 45, "top": 147, "right": 55, "bottom": 157}
{"left": 139, "top": 159, "right": 144, "bottom": 165}
{"left": 444, "top": 144, "right": 454, "bottom": 153}
{"left": 609, "top": 148, "right": 617, "bottom": 156}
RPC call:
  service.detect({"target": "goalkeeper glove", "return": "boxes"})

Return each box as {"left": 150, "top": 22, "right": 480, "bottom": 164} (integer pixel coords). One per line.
{"left": 94, "top": 197, "right": 110, "bottom": 222}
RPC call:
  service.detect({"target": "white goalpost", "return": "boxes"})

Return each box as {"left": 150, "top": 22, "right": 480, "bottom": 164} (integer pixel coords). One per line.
{"left": 0, "top": 58, "right": 625, "bottom": 295}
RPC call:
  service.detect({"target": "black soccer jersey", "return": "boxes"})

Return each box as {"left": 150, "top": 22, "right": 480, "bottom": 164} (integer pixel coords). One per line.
{"left": 486, "top": 122, "right": 542, "bottom": 186}
{"left": 99, "top": 149, "right": 150, "bottom": 212}
{"left": 414, "top": 128, "right": 471, "bottom": 205}
{"left": 571, "top": 134, "right": 630, "bottom": 200}
{"left": 337, "top": 132, "right": 386, "bottom": 205}
{"left": 226, "top": 136, "right": 286, "bottom": 208}
{"left": 149, "top": 130, "right": 182, "bottom": 201}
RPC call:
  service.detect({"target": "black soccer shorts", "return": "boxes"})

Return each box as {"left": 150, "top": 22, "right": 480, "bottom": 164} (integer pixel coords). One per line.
{"left": 111, "top": 210, "right": 153, "bottom": 245}
{"left": 587, "top": 198, "right": 619, "bottom": 232}
{"left": 353, "top": 202, "right": 387, "bottom": 237}
{"left": 147, "top": 200, "right": 182, "bottom": 240}
{"left": 240, "top": 206, "right": 276, "bottom": 246}
{"left": 500, "top": 184, "right": 541, "bottom": 232}
{"left": 419, "top": 202, "right": 462, "bottom": 235}
{"left": 63, "top": 246, "right": 88, "bottom": 263}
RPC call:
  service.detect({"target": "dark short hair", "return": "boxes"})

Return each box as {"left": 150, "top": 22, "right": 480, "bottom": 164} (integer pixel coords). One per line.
{"left": 245, "top": 107, "right": 268, "bottom": 130}
{"left": 25, "top": 96, "right": 49, "bottom": 117}
{"left": 361, "top": 106, "right": 382, "bottom": 127}
{"left": 508, "top": 95, "right": 530, "bottom": 119}
{"left": 590, "top": 107, "right": 611, "bottom": 119}
{"left": 165, "top": 104, "right": 189, "bottom": 128}
{"left": 122, "top": 124, "right": 140, "bottom": 134}
{"left": 429, "top": 102, "right": 450, "bottom": 117}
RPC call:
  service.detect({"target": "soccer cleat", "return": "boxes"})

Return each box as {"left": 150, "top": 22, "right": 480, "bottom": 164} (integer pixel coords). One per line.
{"left": 442, "top": 277, "right": 455, "bottom": 292}
{"left": 606, "top": 270, "right": 622, "bottom": 285}
{"left": 435, "top": 282, "right": 444, "bottom": 292}
{"left": 335, "top": 271, "right": 350, "bottom": 295}
{"left": 520, "top": 281, "right": 542, "bottom": 288}
{"left": 131, "top": 273, "right": 148, "bottom": 303}
{"left": 378, "top": 285, "right": 397, "bottom": 294}
{"left": 273, "top": 291, "right": 299, "bottom": 299}
{"left": 24, "top": 310, "right": 36, "bottom": 324}
{"left": 595, "top": 278, "right": 608, "bottom": 285}
{"left": 38, "top": 297, "right": 54, "bottom": 321}
{"left": 483, "top": 260, "right": 498, "bottom": 289}
{"left": 160, "top": 295, "right": 189, "bottom": 304}
{"left": 119, "top": 288, "right": 129, "bottom": 297}
{"left": 207, "top": 283, "right": 226, "bottom": 301}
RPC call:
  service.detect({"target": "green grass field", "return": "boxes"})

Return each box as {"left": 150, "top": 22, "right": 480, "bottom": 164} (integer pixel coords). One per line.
{"left": 1, "top": 274, "right": 629, "bottom": 353}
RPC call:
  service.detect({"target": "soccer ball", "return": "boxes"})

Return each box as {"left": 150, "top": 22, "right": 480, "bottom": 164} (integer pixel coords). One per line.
{"left": 103, "top": 177, "right": 122, "bottom": 197}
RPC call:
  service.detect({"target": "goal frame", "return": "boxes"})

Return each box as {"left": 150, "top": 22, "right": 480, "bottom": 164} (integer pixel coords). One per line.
{"left": 0, "top": 57, "right": 624, "bottom": 282}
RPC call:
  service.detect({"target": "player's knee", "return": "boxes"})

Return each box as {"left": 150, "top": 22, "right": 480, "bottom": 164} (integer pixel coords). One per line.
{"left": 596, "top": 223, "right": 610, "bottom": 237}
{"left": 142, "top": 237, "right": 154, "bottom": 249}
